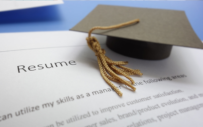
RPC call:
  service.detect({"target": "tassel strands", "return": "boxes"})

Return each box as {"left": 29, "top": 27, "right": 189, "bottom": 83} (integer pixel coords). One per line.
{"left": 86, "top": 19, "right": 142, "bottom": 97}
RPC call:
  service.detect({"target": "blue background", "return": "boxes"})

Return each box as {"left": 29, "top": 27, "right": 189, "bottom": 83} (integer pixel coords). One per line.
{"left": 0, "top": 1, "right": 202, "bottom": 40}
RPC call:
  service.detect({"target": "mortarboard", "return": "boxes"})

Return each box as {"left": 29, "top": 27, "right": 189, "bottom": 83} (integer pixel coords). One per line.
{"left": 70, "top": 5, "right": 203, "bottom": 96}
{"left": 71, "top": 5, "right": 203, "bottom": 60}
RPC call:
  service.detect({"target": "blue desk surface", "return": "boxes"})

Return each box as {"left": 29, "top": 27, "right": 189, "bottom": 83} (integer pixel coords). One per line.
{"left": 0, "top": 1, "right": 202, "bottom": 40}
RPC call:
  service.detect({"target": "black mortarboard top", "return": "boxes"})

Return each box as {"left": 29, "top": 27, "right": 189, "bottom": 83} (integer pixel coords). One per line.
{"left": 71, "top": 5, "right": 203, "bottom": 60}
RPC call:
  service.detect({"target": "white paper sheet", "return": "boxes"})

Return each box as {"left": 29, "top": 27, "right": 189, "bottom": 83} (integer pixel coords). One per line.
{"left": 0, "top": 1, "right": 63, "bottom": 12}
{"left": 0, "top": 31, "right": 203, "bottom": 127}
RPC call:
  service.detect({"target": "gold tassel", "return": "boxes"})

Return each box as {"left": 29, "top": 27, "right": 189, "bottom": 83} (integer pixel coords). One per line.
{"left": 86, "top": 19, "right": 142, "bottom": 97}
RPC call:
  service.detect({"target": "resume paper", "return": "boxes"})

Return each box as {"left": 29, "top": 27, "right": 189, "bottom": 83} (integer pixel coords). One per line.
{"left": 0, "top": 31, "right": 203, "bottom": 127}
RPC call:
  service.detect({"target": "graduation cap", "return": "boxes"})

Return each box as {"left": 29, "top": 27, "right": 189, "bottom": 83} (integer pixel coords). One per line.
{"left": 71, "top": 5, "right": 203, "bottom": 60}
{"left": 70, "top": 5, "right": 203, "bottom": 96}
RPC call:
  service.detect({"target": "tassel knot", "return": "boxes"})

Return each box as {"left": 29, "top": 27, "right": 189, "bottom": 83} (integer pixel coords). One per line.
{"left": 87, "top": 36, "right": 105, "bottom": 56}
